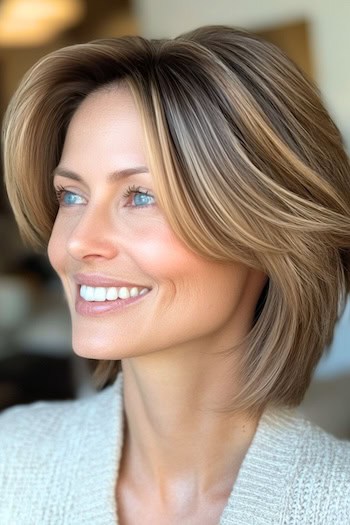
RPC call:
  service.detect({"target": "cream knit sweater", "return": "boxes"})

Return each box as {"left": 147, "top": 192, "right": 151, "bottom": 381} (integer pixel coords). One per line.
{"left": 0, "top": 373, "right": 349, "bottom": 524}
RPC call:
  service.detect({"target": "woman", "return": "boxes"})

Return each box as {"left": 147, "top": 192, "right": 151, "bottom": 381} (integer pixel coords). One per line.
{"left": 1, "top": 25, "right": 350, "bottom": 524}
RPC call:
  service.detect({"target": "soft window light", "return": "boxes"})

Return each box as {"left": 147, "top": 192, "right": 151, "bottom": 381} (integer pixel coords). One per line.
{"left": 0, "top": 0, "right": 85, "bottom": 46}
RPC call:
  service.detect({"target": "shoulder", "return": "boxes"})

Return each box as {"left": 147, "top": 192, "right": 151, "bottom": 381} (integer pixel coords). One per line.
{"left": 294, "top": 412, "right": 350, "bottom": 480}
{"left": 0, "top": 396, "right": 87, "bottom": 520}
{"left": 0, "top": 393, "right": 91, "bottom": 443}
{"left": 233, "top": 407, "right": 350, "bottom": 524}
{"left": 0, "top": 377, "right": 123, "bottom": 522}
{"left": 0, "top": 381, "right": 119, "bottom": 475}
{"left": 0, "top": 394, "right": 91, "bottom": 478}
{"left": 0, "top": 380, "right": 118, "bottom": 446}
{"left": 282, "top": 410, "right": 350, "bottom": 521}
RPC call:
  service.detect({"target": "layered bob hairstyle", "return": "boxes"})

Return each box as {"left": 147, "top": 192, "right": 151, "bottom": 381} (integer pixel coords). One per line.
{"left": 3, "top": 25, "right": 350, "bottom": 414}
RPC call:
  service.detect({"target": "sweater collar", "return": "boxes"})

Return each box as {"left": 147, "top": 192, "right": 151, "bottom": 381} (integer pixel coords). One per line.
{"left": 219, "top": 405, "right": 302, "bottom": 524}
{"left": 85, "top": 372, "right": 302, "bottom": 524}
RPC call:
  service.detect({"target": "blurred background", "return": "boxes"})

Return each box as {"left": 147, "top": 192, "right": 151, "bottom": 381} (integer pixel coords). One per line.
{"left": 0, "top": 0, "right": 349, "bottom": 438}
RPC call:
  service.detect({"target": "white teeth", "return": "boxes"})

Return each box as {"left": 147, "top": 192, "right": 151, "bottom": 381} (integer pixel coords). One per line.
{"left": 106, "top": 287, "right": 118, "bottom": 300}
{"left": 94, "top": 287, "right": 106, "bottom": 301}
{"left": 85, "top": 286, "right": 95, "bottom": 301}
{"left": 118, "top": 287, "right": 130, "bottom": 300}
{"left": 79, "top": 284, "right": 149, "bottom": 302}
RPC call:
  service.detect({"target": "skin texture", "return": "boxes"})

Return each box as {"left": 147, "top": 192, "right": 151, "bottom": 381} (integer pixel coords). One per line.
{"left": 48, "top": 85, "right": 268, "bottom": 522}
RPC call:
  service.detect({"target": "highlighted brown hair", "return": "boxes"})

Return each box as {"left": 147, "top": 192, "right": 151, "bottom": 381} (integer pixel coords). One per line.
{"left": 3, "top": 26, "right": 350, "bottom": 414}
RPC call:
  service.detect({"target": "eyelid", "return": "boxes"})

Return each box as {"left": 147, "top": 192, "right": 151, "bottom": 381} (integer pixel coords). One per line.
{"left": 122, "top": 184, "right": 156, "bottom": 208}
{"left": 122, "top": 184, "right": 153, "bottom": 198}
{"left": 53, "top": 183, "right": 156, "bottom": 208}
{"left": 54, "top": 185, "right": 87, "bottom": 206}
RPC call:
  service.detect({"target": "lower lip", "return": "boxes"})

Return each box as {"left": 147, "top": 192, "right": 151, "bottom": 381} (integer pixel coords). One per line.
{"left": 75, "top": 289, "right": 150, "bottom": 317}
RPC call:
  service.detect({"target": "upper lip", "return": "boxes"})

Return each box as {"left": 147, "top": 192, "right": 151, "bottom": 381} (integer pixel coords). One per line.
{"left": 73, "top": 273, "right": 150, "bottom": 289}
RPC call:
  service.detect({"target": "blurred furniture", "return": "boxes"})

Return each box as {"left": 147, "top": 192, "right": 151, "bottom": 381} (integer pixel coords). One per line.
{"left": 0, "top": 273, "right": 94, "bottom": 411}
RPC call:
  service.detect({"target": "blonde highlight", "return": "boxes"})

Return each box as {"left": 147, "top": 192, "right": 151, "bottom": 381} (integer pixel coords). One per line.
{"left": 3, "top": 26, "right": 350, "bottom": 414}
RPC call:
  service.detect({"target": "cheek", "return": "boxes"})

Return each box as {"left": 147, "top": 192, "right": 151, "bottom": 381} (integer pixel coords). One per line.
{"left": 129, "top": 224, "right": 198, "bottom": 283}
{"left": 134, "top": 225, "right": 250, "bottom": 311}
{"left": 130, "top": 225, "right": 241, "bottom": 310}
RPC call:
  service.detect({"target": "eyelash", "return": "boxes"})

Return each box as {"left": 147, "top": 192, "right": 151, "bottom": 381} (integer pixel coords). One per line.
{"left": 122, "top": 184, "right": 152, "bottom": 200}
{"left": 54, "top": 184, "right": 154, "bottom": 207}
{"left": 54, "top": 185, "right": 67, "bottom": 203}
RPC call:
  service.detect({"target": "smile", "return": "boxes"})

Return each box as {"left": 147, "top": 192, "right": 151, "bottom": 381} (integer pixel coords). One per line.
{"left": 79, "top": 285, "right": 150, "bottom": 302}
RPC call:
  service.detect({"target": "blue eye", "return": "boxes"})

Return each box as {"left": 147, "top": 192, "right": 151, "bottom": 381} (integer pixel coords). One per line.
{"left": 133, "top": 192, "right": 155, "bottom": 207}
{"left": 123, "top": 185, "right": 156, "bottom": 208}
{"left": 63, "top": 192, "right": 84, "bottom": 205}
{"left": 55, "top": 186, "right": 85, "bottom": 207}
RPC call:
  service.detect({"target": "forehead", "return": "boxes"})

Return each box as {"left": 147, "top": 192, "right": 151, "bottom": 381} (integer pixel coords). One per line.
{"left": 60, "top": 85, "right": 147, "bottom": 168}
{"left": 67, "top": 84, "right": 140, "bottom": 134}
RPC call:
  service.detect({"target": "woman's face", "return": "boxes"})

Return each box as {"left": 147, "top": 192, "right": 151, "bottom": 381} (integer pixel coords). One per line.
{"left": 48, "top": 85, "right": 266, "bottom": 360}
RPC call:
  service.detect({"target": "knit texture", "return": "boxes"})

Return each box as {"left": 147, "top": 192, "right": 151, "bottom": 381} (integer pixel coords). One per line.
{"left": 0, "top": 372, "right": 349, "bottom": 524}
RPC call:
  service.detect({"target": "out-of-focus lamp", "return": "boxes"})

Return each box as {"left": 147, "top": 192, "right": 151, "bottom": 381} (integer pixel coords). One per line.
{"left": 0, "top": 0, "right": 85, "bottom": 46}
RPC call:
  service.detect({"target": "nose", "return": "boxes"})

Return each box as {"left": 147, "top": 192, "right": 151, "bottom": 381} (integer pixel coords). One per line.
{"left": 67, "top": 205, "right": 120, "bottom": 262}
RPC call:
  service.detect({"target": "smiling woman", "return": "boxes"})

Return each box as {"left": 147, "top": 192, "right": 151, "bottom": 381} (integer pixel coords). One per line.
{"left": 46, "top": 85, "right": 265, "bottom": 377}
{"left": 1, "top": 25, "right": 350, "bottom": 524}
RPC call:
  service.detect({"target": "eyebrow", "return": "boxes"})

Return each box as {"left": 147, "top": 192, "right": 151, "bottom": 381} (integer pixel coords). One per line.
{"left": 51, "top": 165, "right": 149, "bottom": 183}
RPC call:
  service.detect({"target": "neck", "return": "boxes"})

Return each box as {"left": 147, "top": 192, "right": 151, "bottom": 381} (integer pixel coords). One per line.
{"left": 119, "top": 346, "right": 261, "bottom": 505}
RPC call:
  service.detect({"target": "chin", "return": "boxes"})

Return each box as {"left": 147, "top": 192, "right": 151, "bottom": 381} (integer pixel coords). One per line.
{"left": 71, "top": 333, "right": 113, "bottom": 360}
{"left": 71, "top": 332, "right": 140, "bottom": 361}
